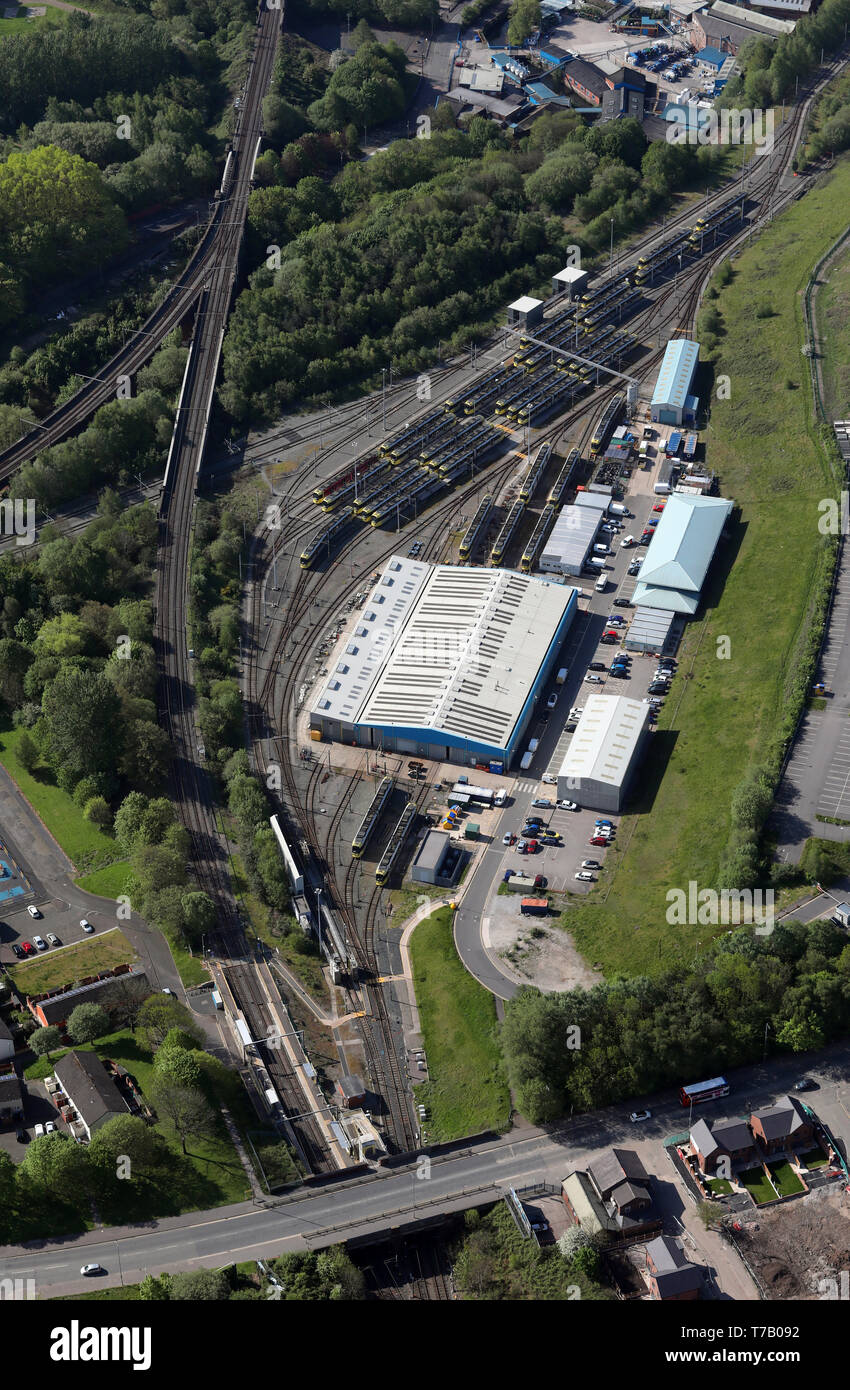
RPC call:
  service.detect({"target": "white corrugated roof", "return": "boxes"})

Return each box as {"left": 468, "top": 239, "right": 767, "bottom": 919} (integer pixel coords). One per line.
{"left": 652, "top": 338, "right": 700, "bottom": 412}
{"left": 509, "top": 296, "right": 544, "bottom": 313}
{"left": 635, "top": 492, "right": 733, "bottom": 593}
{"left": 541, "top": 505, "right": 599, "bottom": 566}
{"left": 558, "top": 693, "right": 648, "bottom": 788}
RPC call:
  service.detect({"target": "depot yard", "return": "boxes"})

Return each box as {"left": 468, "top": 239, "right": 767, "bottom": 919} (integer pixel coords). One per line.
{"left": 5, "top": 928, "right": 137, "bottom": 993}
{"left": 562, "top": 158, "right": 850, "bottom": 979}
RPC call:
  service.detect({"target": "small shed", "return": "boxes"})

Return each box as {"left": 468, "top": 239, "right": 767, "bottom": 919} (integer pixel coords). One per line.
{"left": 507, "top": 295, "right": 544, "bottom": 330}
{"left": 551, "top": 265, "right": 589, "bottom": 301}
{"left": 336, "top": 1073, "right": 366, "bottom": 1109}
{"left": 464, "top": 822, "right": 480, "bottom": 840}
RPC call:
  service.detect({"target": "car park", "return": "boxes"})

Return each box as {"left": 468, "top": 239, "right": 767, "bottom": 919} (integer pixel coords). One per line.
{"left": 80, "top": 919, "right": 94, "bottom": 933}
{"left": 575, "top": 870, "right": 596, "bottom": 881}
{"left": 546, "top": 693, "right": 558, "bottom": 709}
{"left": 46, "top": 933, "right": 60, "bottom": 946}
{"left": 32, "top": 936, "right": 47, "bottom": 951}
{"left": 11, "top": 943, "right": 24, "bottom": 959}
{"left": 630, "top": 1109, "right": 651, "bottom": 1123}
{"left": 21, "top": 941, "right": 35, "bottom": 955}
{"left": 26, "top": 905, "right": 42, "bottom": 919}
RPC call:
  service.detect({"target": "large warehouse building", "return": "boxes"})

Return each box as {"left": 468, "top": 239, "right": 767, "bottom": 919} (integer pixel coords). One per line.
{"left": 310, "top": 558, "right": 579, "bottom": 768}
{"left": 557, "top": 694, "right": 650, "bottom": 813}
{"left": 651, "top": 339, "right": 700, "bottom": 426}
{"left": 632, "top": 492, "right": 733, "bottom": 614}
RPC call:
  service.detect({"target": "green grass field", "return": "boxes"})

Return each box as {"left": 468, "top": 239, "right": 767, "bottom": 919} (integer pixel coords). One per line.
{"left": 6, "top": 927, "right": 136, "bottom": 993}
{"left": 561, "top": 156, "right": 850, "bottom": 979}
{"left": 768, "top": 1160, "right": 805, "bottom": 1196}
{"left": 410, "top": 907, "right": 510, "bottom": 1141}
{"left": 0, "top": 722, "right": 120, "bottom": 874}
{"left": 817, "top": 234, "right": 850, "bottom": 420}
{"left": 800, "top": 1146, "right": 829, "bottom": 1169}
{"left": 707, "top": 1177, "right": 732, "bottom": 1196}
{"left": 740, "top": 1167, "right": 778, "bottom": 1205}
{"left": 74, "top": 862, "right": 132, "bottom": 898}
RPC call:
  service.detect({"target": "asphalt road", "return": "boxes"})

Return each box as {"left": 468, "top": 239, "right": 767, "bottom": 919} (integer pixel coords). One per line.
{"left": 5, "top": 1042, "right": 850, "bottom": 1297}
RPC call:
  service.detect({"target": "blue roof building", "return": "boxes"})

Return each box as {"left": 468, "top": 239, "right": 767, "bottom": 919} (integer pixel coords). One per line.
{"left": 695, "top": 45, "right": 727, "bottom": 69}
{"left": 651, "top": 338, "right": 700, "bottom": 426}
{"left": 632, "top": 493, "right": 733, "bottom": 614}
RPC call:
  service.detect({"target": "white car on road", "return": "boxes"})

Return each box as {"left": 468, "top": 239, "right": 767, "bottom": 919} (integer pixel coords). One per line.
{"left": 541, "top": 773, "right": 557, "bottom": 784}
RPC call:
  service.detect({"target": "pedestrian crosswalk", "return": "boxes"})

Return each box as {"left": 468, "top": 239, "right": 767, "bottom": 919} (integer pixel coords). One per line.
{"left": 514, "top": 780, "right": 538, "bottom": 793}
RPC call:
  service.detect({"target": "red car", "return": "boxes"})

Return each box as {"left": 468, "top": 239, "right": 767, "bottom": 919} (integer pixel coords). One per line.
{"left": 21, "top": 941, "right": 35, "bottom": 955}
{"left": 589, "top": 835, "right": 609, "bottom": 847}
{"left": 526, "top": 840, "right": 539, "bottom": 852}
{"left": 653, "top": 502, "right": 666, "bottom": 512}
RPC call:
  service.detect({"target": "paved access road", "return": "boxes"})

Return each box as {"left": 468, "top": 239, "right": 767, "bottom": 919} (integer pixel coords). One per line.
{"left": 4, "top": 1043, "right": 850, "bottom": 1298}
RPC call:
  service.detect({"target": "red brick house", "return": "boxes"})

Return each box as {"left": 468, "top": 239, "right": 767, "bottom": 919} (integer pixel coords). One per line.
{"left": 644, "top": 1235, "right": 703, "bottom": 1301}
{"left": 750, "top": 1096, "right": 813, "bottom": 1155}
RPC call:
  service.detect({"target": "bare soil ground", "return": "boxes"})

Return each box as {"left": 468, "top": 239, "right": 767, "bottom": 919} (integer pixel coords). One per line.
{"left": 735, "top": 1185, "right": 850, "bottom": 1299}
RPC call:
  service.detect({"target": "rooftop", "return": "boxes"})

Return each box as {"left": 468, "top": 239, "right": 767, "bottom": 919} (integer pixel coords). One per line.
{"left": 508, "top": 295, "right": 544, "bottom": 314}
{"left": 631, "top": 492, "right": 733, "bottom": 603}
{"left": 541, "top": 505, "right": 600, "bottom": 566}
{"left": 413, "top": 829, "right": 451, "bottom": 873}
{"left": 558, "top": 694, "right": 649, "bottom": 790}
{"left": 709, "top": 0, "right": 798, "bottom": 31}
{"left": 752, "top": 1095, "right": 809, "bottom": 1141}
{"left": 588, "top": 1146, "right": 649, "bottom": 1200}
{"left": 652, "top": 338, "right": 700, "bottom": 412}
{"left": 54, "top": 1049, "right": 128, "bottom": 1129}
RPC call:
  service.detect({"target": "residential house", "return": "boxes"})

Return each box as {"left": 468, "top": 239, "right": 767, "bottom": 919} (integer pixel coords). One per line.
{"left": 561, "top": 1148, "right": 663, "bottom": 1242}
{"left": 0, "top": 1016, "right": 14, "bottom": 1062}
{"left": 644, "top": 1235, "right": 703, "bottom": 1301}
{"left": 53, "top": 1049, "right": 129, "bottom": 1141}
{"left": 690, "top": 1117, "right": 756, "bottom": 1173}
{"left": 750, "top": 1096, "right": 813, "bottom": 1155}
{"left": 0, "top": 1070, "right": 23, "bottom": 1121}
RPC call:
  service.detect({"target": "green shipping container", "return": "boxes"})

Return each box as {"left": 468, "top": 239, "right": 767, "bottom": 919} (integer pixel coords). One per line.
{"left": 464, "top": 822, "right": 480, "bottom": 840}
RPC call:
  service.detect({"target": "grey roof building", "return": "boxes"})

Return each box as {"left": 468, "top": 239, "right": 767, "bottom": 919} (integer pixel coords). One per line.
{"left": 0, "top": 1016, "right": 14, "bottom": 1062}
{"left": 645, "top": 1235, "right": 703, "bottom": 1299}
{"left": 53, "top": 1049, "right": 128, "bottom": 1140}
{"left": 411, "top": 829, "right": 459, "bottom": 885}
{"left": 0, "top": 1071, "right": 23, "bottom": 1118}
{"left": 588, "top": 1147, "right": 649, "bottom": 1200}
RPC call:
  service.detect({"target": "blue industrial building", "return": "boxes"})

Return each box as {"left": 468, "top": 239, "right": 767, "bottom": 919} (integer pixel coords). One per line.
{"left": 651, "top": 338, "right": 700, "bottom": 426}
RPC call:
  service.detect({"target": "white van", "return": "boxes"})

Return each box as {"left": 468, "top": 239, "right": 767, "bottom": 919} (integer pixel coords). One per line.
{"left": 556, "top": 667, "right": 568, "bottom": 685}
{"left": 587, "top": 556, "right": 606, "bottom": 570}
{"left": 520, "top": 751, "right": 533, "bottom": 771}
{"left": 595, "top": 574, "right": 608, "bottom": 592}
{"left": 593, "top": 543, "right": 609, "bottom": 555}
{"left": 528, "top": 738, "right": 539, "bottom": 753}
{"left": 494, "top": 788, "right": 507, "bottom": 806}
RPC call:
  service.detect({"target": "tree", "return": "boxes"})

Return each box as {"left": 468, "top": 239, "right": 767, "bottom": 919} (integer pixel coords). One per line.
{"left": 20, "top": 1130, "right": 92, "bottom": 1200}
{"left": 507, "top": 0, "right": 541, "bottom": 46}
{"left": 139, "top": 1272, "right": 172, "bottom": 1300}
{"left": 30, "top": 1025, "right": 62, "bottom": 1058}
{"left": 66, "top": 1002, "right": 110, "bottom": 1044}
{"left": 0, "top": 638, "right": 33, "bottom": 710}
{"left": 42, "top": 666, "right": 123, "bottom": 795}
{"left": 83, "top": 795, "right": 112, "bottom": 829}
{"left": 696, "top": 1200, "right": 724, "bottom": 1229}
{"left": 88, "top": 1114, "right": 163, "bottom": 1175}
{"left": 15, "top": 729, "right": 38, "bottom": 773}
{"left": 170, "top": 1269, "right": 231, "bottom": 1300}
{"left": 180, "top": 891, "right": 216, "bottom": 945}
{"left": 137, "top": 994, "right": 203, "bottom": 1050}
{"left": 153, "top": 1044, "right": 202, "bottom": 1089}
{"left": 148, "top": 1081, "right": 215, "bottom": 1155}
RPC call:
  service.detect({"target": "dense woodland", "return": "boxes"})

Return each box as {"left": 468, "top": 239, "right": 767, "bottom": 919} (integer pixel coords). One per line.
{"left": 501, "top": 918, "right": 850, "bottom": 1124}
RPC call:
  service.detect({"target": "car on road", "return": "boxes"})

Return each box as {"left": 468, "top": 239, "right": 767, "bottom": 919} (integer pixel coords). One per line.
{"left": 613, "top": 598, "right": 633, "bottom": 608}
{"left": 80, "top": 919, "right": 94, "bottom": 933}
{"left": 794, "top": 1078, "right": 818, "bottom": 1092}
{"left": 503, "top": 832, "right": 517, "bottom": 845}
{"left": 581, "top": 859, "right": 602, "bottom": 870}
{"left": 32, "top": 936, "right": 47, "bottom": 951}
{"left": 541, "top": 773, "right": 557, "bottom": 784}
{"left": 21, "top": 941, "right": 35, "bottom": 955}
{"left": 80, "top": 1264, "right": 105, "bottom": 1277}
{"left": 11, "top": 943, "right": 24, "bottom": 958}
{"left": 26, "top": 905, "right": 42, "bottom": 919}
{"left": 558, "top": 800, "right": 578, "bottom": 811}
{"left": 546, "top": 693, "right": 558, "bottom": 709}
{"left": 531, "top": 798, "right": 552, "bottom": 809}
{"left": 575, "top": 870, "right": 596, "bottom": 881}
{"left": 630, "top": 1109, "right": 651, "bottom": 1123}
{"left": 588, "top": 662, "right": 606, "bottom": 672}
{"left": 584, "top": 673, "right": 603, "bottom": 683}
{"left": 589, "top": 834, "right": 609, "bottom": 847}
{"left": 46, "top": 933, "right": 60, "bottom": 946}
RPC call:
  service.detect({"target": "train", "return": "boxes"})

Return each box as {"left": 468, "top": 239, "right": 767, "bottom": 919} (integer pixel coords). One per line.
{"left": 458, "top": 494, "right": 494, "bottom": 562}
{"left": 590, "top": 393, "right": 625, "bottom": 455}
{"left": 318, "top": 458, "right": 392, "bottom": 512}
{"left": 490, "top": 497, "right": 526, "bottom": 567}
{"left": 547, "top": 447, "right": 582, "bottom": 508}
{"left": 518, "top": 439, "right": 553, "bottom": 503}
{"left": 375, "top": 801, "right": 417, "bottom": 886}
{"left": 300, "top": 506, "right": 356, "bottom": 569}
{"left": 351, "top": 776, "right": 395, "bottom": 858}
{"left": 520, "top": 502, "right": 558, "bottom": 573}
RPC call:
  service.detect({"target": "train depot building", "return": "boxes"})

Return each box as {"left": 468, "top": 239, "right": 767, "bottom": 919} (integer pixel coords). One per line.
{"left": 557, "top": 693, "right": 650, "bottom": 814}
{"left": 309, "top": 556, "right": 578, "bottom": 769}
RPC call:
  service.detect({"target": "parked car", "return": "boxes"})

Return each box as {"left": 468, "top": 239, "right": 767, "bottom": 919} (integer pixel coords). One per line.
{"left": 21, "top": 941, "right": 35, "bottom": 955}
{"left": 575, "top": 870, "right": 596, "bottom": 881}
{"left": 648, "top": 681, "right": 669, "bottom": 694}
{"left": 558, "top": 800, "right": 579, "bottom": 811}
{"left": 620, "top": 536, "right": 635, "bottom": 548}
{"left": 541, "top": 833, "right": 561, "bottom": 846}
{"left": 26, "top": 905, "right": 42, "bottom": 919}
{"left": 630, "top": 1110, "right": 651, "bottom": 1123}
{"left": 581, "top": 859, "right": 602, "bottom": 870}
{"left": 607, "top": 615, "right": 626, "bottom": 626}
{"left": 653, "top": 502, "right": 666, "bottom": 512}
{"left": 794, "top": 1078, "right": 818, "bottom": 1092}
{"left": 588, "top": 662, "right": 606, "bottom": 672}
{"left": 34, "top": 1123, "right": 45, "bottom": 1137}
{"left": 45, "top": 1120, "right": 55, "bottom": 1133}
{"left": 628, "top": 561, "right": 642, "bottom": 576}
{"left": 594, "top": 819, "right": 614, "bottom": 828}
{"left": 613, "top": 599, "right": 633, "bottom": 608}
{"left": 546, "top": 693, "right": 558, "bottom": 709}
{"left": 609, "top": 668, "right": 629, "bottom": 678}
{"left": 589, "top": 835, "right": 609, "bottom": 847}
{"left": 11, "top": 943, "right": 24, "bottom": 958}
{"left": 533, "top": 874, "right": 547, "bottom": 889}
{"left": 15, "top": 1128, "right": 27, "bottom": 1143}
{"left": 600, "top": 634, "right": 617, "bottom": 645}
{"left": 585, "top": 673, "right": 603, "bottom": 683}
{"left": 503, "top": 832, "right": 516, "bottom": 845}
{"left": 542, "top": 773, "right": 557, "bottom": 784}
{"left": 80, "top": 919, "right": 94, "bottom": 933}
{"left": 647, "top": 518, "right": 659, "bottom": 528}
{"left": 532, "top": 798, "right": 552, "bottom": 809}
{"left": 526, "top": 840, "right": 539, "bottom": 852}
{"left": 32, "top": 936, "right": 47, "bottom": 951}
{"left": 46, "top": 933, "right": 60, "bottom": 946}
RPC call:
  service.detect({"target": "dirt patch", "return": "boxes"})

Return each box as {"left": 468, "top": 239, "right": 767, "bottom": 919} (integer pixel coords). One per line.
{"left": 734, "top": 1184, "right": 850, "bottom": 1299}
{"left": 485, "top": 896, "right": 603, "bottom": 992}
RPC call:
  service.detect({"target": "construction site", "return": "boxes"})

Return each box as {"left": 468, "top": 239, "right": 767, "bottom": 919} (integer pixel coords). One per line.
{"left": 729, "top": 1185, "right": 850, "bottom": 1300}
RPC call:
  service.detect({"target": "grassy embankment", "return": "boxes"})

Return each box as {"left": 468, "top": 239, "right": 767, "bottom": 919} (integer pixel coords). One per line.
{"left": 410, "top": 907, "right": 510, "bottom": 1141}
{"left": 563, "top": 156, "right": 850, "bottom": 977}
{"left": 817, "top": 234, "right": 850, "bottom": 420}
